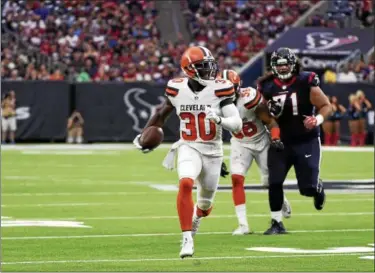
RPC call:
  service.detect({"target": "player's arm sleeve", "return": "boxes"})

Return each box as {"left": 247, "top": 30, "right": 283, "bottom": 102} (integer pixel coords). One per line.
{"left": 164, "top": 81, "right": 179, "bottom": 107}
{"left": 220, "top": 103, "right": 242, "bottom": 132}
{"left": 219, "top": 97, "right": 234, "bottom": 108}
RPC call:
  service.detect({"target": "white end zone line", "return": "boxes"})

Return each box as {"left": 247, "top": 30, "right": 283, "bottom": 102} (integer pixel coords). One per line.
{"left": 2, "top": 228, "right": 374, "bottom": 240}
{"left": 2, "top": 144, "right": 373, "bottom": 152}
{"left": 1, "top": 252, "right": 373, "bottom": 265}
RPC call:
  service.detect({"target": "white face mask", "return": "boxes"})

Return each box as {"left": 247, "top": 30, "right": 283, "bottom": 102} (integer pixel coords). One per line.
{"left": 273, "top": 64, "right": 295, "bottom": 80}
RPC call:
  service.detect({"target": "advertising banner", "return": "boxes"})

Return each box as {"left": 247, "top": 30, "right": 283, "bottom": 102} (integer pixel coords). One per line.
{"left": 1, "top": 81, "right": 70, "bottom": 141}
{"left": 264, "top": 27, "right": 374, "bottom": 74}
{"left": 75, "top": 82, "right": 181, "bottom": 142}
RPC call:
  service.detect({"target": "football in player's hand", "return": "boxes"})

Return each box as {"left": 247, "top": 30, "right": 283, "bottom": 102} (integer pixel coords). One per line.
{"left": 139, "top": 126, "right": 164, "bottom": 150}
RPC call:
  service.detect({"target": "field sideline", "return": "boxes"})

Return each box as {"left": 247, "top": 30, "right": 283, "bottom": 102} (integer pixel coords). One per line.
{"left": 1, "top": 144, "right": 374, "bottom": 271}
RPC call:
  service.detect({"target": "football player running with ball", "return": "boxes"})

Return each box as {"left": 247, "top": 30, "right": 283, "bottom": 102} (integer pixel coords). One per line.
{"left": 219, "top": 70, "right": 291, "bottom": 235}
{"left": 257, "top": 48, "right": 332, "bottom": 235}
{"left": 133, "top": 46, "right": 242, "bottom": 258}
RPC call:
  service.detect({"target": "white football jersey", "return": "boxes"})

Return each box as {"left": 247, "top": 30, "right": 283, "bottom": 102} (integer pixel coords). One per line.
{"left": 165, "top": 77, "right": 235, "bottom": 156}
{"left": 231, "top": 87, "right": 269, "bottom": 151}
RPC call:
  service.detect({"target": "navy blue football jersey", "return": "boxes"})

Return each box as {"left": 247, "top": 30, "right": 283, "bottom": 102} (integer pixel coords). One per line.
{"left": 258, "top": 71, "right": 320, "bottom": 143}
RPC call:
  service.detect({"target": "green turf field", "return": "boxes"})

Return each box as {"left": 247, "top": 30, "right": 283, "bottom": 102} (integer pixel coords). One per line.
{"left": 1, "top": 145, "right": 374, "bottom": 272}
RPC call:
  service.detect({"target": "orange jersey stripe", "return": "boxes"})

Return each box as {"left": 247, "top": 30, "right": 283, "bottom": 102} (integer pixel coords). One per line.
{"left": 215, "top": 87, "right": 235, "bottom": 97}
{"left": 244, "top": 91, "right": 262, "bottom": 109}
{"left": 165, "top": 87, "right": 178, "bottom": 97}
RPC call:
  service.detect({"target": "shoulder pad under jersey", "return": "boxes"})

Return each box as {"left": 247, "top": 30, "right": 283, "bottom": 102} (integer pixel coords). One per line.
{"left": 211, "top": 79, "right": 235, "bottom": 99}
{"left": 165, "top": 78, "right": 187, "bottom": 97}
{"left": 240, "top": 87, "right": 262, "bottom": 109}
{"left": 301, "top": 71, "right": 320, "bottom": 87}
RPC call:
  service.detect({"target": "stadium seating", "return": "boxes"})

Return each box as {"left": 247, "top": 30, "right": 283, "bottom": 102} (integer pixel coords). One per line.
{"left": 0, "top": 0, "right": 343, "bottom": 81}
{"left": 183, "top": 0, "right": 319, "bottom": 71}
{"left": 1, "top": 0, "right": 185, "bottom": 82}
{"left": 305, "top": 0, "right": 374, "bottom": 28}
{"left": 304, "top": 0, "right": 374, "bottom": 83}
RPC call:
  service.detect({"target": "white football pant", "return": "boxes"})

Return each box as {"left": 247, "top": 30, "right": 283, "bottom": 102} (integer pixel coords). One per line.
{"left": 177, "top": 144, "right": 222, "bottom": 210}
{"left": 230, "top": 140, "right": 269, "bottom": 186}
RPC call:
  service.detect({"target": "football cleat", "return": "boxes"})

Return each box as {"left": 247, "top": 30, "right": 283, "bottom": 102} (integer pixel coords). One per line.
{"left": 192, "top": 215, "right": 201, "bottom": 237}
{"left": 314, "top": 179, "right": 326, "bottom": 210}
{"left": 192, "top": 205, "right": 202, "bottom": 237}
{"left": 232, "top": 225, "right": 252, "bottom": 235}
{"left": 263, "top": 219, "right": 287, "bottom": 235}
{"left": 282, "top": 198, "right": 292, "bottom": 218}
{"left": 179, "top": 237, "right": 194, "bottom": 259}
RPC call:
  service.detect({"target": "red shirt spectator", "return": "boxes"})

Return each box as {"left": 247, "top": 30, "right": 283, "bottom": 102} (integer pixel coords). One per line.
{"left": 123, "top": 63, "right": 137, "bottom": 82}
{"left": 236, "top": 30, "right": 251, "bottom": 50}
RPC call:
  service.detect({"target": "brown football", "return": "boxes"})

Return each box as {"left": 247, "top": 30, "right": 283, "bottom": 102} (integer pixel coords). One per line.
{"left": 139, "top": 126, "right": 164, "bottom": 150}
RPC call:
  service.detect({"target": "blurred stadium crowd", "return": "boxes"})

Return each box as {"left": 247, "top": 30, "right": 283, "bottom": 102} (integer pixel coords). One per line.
{"left": 1, "top": 0, "right": 374, "bottom": 82}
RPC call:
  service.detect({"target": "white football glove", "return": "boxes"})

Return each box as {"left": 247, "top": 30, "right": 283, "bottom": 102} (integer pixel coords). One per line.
{"left": 133, "top": 134, "right": 153, "bottom": 153}
{"left": 205, "top": 107, "right": 222, "bottom": 124}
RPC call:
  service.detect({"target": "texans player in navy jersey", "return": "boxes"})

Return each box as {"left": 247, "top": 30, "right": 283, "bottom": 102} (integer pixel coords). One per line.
{"left": 257, "top": 48, "right": 332, "bottom": 235}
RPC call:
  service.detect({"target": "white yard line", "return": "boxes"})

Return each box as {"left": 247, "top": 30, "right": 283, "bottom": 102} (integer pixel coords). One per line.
{"left": 0, "top": 231, "right": 227, "bottom": 240}
{"left": 1, "top": 252, "right": 373, "bottom": 265}
{"left": 1, "top": 212, "right": 373, "bottom": 222}
{"left": 1, "top": 229, "right": 373, "bottom": 241}
{"left": 3, "top": 176, "right": 41, "bottom": 180}
{"left": 43, "top": 212, "right": 375, "bottom": 220}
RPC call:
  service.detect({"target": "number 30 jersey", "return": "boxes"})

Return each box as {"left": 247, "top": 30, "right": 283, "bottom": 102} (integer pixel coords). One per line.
{"left": 231, "top": 87, "right": 269, "bottom": 151}
{"left": 165, "top": 77, "right": 235, "bottom": 156}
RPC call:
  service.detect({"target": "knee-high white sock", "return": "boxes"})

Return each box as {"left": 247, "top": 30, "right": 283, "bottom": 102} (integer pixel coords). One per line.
{"left": 235, "top": 204, "right": 248, "bottom": 226}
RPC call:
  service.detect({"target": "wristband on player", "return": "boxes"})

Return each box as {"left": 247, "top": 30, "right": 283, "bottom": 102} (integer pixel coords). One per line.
{"left": 316, "top": 114, "right": 324, "bottom": 126}
{"left": 217, "top": 117, "right": 222, "bottom": 125}
{"left": 270, "top": 127, "right": 280, "bottom": 140}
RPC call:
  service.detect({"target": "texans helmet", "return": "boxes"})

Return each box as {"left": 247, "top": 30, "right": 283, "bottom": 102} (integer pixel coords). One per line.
{"left": 270, "top": 47, "right": 298, "bottom": 80}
